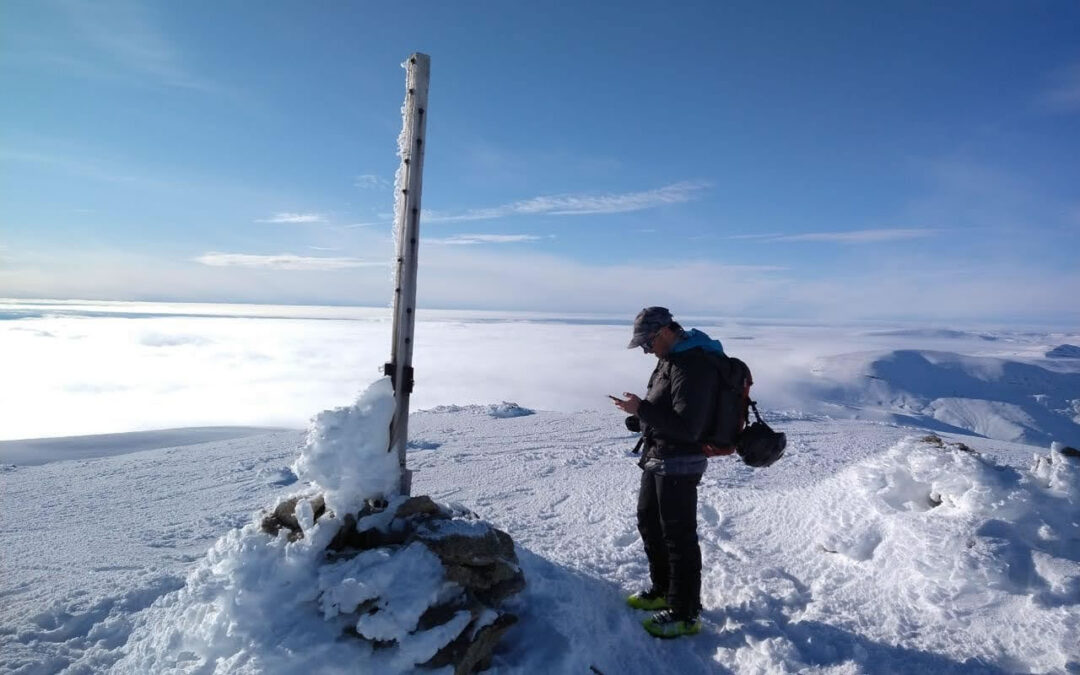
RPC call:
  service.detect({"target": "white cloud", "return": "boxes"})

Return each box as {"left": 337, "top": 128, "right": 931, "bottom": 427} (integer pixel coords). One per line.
{"left": 194, "top": 252, "right": 385, "bottom": 271}
{"left": 257, "top": 213, "right": 326, "bottom": 224}
{"left": 355, "top": 174, "right": 390, "bottom": 190}
{"left": 426, "top": 234, "right": 547, "bottom": 245}
{"left": 9, "top": 299, "right": 1078, "bottom": 440}
{"left": 738, "top": 229, "right": 938, "bottom": 244}
{"left": 416, "top": 180, "right": 711, "bottom": 224}
{"left": 724, "top": 232, "right": 783, "bottom": 240}
{"left": 6, "top": 232, "right": 1077, "bottom": 325}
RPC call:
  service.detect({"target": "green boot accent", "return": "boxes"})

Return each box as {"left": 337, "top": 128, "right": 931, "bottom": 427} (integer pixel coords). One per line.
{"left": 642, "top": 610, "right": 702, "bottom": 638}
{"left": 626, "top": 589, "right": 670, "bottom": 611}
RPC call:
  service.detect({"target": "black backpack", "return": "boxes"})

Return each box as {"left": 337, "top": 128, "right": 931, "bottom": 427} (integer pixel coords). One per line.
{"left": 702, "top": 354, "right": 787, "bottom": 468}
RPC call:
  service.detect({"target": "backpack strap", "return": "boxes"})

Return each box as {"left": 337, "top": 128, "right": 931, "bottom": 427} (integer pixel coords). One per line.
{"left": 748, "top": 400, "right": 765, "bottom": 425}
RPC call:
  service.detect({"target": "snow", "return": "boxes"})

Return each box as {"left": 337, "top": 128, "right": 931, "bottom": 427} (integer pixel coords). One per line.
{"left": 108, "top": 378, "right": 476, "bottom": 674}
{"left": 4, "top": 404, "right": 1077, "bottom": 673}
{"left": 801, "top": 349, "right": 1080, "bottom": 447}
{"left": 2, "top": 305, "right": 1079, "bottom": 673}
{"left": 1047, "top": 344, "right": 1080, "bottom": 359}
{"left": 421, "top": 402, "right": 535, "bottom": 419}
{"left": 0, "top": 427, "right": 282, "bottom": 466}
{"left": 291, "top": 376, "right": 399, "bottom": 515}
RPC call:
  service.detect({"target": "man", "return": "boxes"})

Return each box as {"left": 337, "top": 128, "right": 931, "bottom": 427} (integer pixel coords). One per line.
{"left": 612, "top": 306, "right": 727, "bottom": 638}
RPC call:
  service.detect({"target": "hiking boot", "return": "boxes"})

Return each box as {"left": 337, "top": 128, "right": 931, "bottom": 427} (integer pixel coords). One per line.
{"left": 642, "top": 609, "right": 701, "bottom": 638}
{"left": 626, "top": 588, "right": 669, "bottom": 611}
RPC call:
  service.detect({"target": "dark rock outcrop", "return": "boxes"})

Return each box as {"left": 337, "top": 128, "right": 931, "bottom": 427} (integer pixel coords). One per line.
{"left": 423, "top": 613, "right": 518, "bottom": 673}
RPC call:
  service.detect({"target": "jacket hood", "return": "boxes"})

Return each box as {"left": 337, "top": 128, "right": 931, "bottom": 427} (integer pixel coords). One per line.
{"left": 670, "top": 328, "right": 725, "bottom": 356}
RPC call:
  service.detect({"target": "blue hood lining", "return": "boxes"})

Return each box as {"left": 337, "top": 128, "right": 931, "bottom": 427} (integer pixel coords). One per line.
{"left": 670, "top": 328, "right": 725, "bottom": 356}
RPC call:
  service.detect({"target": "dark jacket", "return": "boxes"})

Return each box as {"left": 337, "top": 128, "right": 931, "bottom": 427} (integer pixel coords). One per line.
{"left": 637, "top": 340, "right": 720, "bottom": 465}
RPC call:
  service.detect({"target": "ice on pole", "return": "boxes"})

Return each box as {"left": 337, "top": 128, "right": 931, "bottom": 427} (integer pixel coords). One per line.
{"left": 387, "top": 53, "right": 430, "bottom": 497}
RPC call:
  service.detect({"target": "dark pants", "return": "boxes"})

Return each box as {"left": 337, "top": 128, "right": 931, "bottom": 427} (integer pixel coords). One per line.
{"left": 636, "top": 468, "right": 702, "bottom": 615}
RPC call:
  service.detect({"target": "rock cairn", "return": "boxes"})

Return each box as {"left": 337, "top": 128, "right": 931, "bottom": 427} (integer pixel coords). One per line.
{"left": 261, "top": 494, "right": 524, "bottom": 674}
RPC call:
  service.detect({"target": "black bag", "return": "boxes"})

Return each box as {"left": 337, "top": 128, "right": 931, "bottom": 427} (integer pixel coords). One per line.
{"left": 702, "top": 354, "right": 753, "bottom": 454}
{"left": 701, "top": 354, "right": 786, "bottom": 468}
{"left": 736, "top": 402, "right": 787, "bottom": 468}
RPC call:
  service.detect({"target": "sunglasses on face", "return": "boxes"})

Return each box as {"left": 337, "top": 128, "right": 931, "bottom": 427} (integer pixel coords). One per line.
{"left": 642, "top": 332, "right": 657, "bottom": 354}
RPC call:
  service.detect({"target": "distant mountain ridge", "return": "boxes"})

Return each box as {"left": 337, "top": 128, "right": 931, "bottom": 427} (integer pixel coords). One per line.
{"left": 1047, "top": 344, "right": 1080, "bottom": 359}
{"left": 804, "top": 349, "right": 1080, "bottom": 447}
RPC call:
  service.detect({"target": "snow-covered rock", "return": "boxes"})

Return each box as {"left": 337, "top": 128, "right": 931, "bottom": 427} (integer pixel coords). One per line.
{"left": 114, "top": 379, "right": 524, "bottom": 674}
{"left": 422, "top": 402, "right": 535, "bottom": 419}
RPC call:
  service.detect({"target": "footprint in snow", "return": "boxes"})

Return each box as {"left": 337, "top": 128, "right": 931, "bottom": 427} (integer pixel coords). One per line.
{"left": 613, "top": 530, "right": 638, "bottom": 548}
{"left": 700, "top": 503, "right": 721, "bottom": 528}
{"left": 260, "top": 466, "right": 298, "bottom": 486}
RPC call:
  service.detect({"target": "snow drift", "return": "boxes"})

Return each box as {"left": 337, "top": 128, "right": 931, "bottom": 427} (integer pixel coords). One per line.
{"left": 705, "top": 435, "right": 1080, "bottom": 673}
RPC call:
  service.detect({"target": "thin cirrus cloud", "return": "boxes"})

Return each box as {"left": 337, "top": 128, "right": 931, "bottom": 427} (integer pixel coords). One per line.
{"left": 355, "top": 174, "right": 390, "bottom": 190}
{"left": 194, "top": 252, "right": 386, "bottom": 271}
{"left": 350, "top": 180, "right": 710, "bottom": 227}
{"left": 729, "top": 228, "right": 939, "bottom": 244}
{"left": 425, "top": 180, "right": 710, "bottom": 223}
{"left": 47, "top": 1, "right": 227, "bottom": 94}
{"left": 427, "top": 234, "right": 548, "bottom": 245}
{"left": 1038, "top": 62, "right": 1080, "bottom": 113}
{"left": 256, "top": 212, "right": 326, "bottom": 224}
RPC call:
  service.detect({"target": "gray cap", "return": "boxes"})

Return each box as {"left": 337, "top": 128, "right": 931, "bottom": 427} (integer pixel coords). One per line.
{"left": 627, "top": 306, "right": 673, "bottom": 348}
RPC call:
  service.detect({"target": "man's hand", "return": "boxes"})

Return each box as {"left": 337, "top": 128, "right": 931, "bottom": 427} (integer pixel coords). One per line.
{"left": 611, "top": 392, "right": 642, "bottom": 415}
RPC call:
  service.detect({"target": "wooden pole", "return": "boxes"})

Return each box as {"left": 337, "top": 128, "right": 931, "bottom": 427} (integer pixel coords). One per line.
{"left": 386, "top": 53, "right": 430, "bottom": 497}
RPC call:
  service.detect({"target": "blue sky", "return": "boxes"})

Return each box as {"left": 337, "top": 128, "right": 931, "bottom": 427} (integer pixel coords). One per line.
{"left": 2, "top": 1, "right": 1078, "bottom": 323}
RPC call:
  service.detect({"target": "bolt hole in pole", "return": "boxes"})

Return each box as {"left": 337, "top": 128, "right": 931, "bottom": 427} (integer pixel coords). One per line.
{"left": 387, "top": 53, "right": 430, "bottom": 497}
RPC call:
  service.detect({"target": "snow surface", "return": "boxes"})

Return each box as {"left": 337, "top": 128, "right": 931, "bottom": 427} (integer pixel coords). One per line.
{"left": 2, "top": 397, "right": 1077, "bottom": 673}
{"left": 0, "top": 428, "right": 282, "bottom": 466}
{"left": 2, "top": 301, "right": 1079, "bottom": 672}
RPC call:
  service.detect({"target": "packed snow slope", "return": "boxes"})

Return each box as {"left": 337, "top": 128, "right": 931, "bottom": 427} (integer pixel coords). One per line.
{"left": 2, "top": 392, "right": 1077, "bottom": 673}
{"left": 801, "top": 349, "right": 1080, "bottom": 448}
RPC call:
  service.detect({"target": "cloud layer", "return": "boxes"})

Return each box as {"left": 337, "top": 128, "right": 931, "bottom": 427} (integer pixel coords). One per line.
{"left": 731, "top": 228, "right": 939, "bottom": 244}
{"left": 3, "top": 302, "right": 1074, "bottom": 440}
{"left": 194, "top": 252, "right": 384, "bottom": 270}
{"left": 257, "top": 213, "right": 326, "bottom": 224}
{"left": 345, "top": 181, "right": 711, "bottom": 227}
{"left": 426, "top": 234, "right": 547, "bottom": 245}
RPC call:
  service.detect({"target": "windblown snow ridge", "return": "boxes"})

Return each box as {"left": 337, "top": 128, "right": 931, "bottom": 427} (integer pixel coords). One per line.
{"left": 421, "top": 402, "right": 535, "bottom": 419}
{"left": 708, "top": 435, "right": 1079, "bottom": 673}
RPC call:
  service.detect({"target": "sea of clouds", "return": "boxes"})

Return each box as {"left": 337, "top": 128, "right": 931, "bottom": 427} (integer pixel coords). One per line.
{"left": 1, "top": 299, "right": 1075, "bottom": 441}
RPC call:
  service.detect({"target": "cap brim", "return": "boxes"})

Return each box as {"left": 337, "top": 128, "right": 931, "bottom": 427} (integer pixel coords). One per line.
{"left": 627, "top": 334, "right": 647, "bottom": 349}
